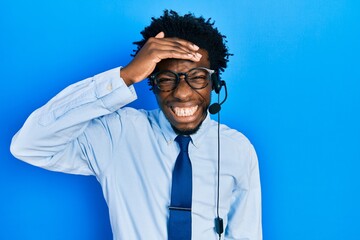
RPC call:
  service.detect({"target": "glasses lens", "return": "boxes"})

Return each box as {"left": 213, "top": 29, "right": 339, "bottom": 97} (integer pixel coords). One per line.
{"left": 155, "top": 71, "right": 177, "bottom": 91}
{"left": 187, "top": 68, "right": 210, "bottom": 89}
{"left": 153, "top": 68, "right": 212, "bottom": 91}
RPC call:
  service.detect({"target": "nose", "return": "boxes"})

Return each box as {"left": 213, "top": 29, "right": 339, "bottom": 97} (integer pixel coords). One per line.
{"left": 172, "top": 75, "right": 192, "bottom": 100}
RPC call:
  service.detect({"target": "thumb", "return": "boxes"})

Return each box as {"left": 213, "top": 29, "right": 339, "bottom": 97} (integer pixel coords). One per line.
{"left": 155, "top": 31, "right": 165, "bottom": 38}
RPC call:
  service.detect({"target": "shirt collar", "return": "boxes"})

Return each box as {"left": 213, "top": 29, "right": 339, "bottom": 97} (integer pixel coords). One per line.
{"left": 158, "top": 110, "right": 211, "bottom": 148}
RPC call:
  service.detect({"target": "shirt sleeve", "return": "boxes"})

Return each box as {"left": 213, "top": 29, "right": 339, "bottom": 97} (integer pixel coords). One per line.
{"left": 10, "top": 67, "right": 137, "bottom": 176}
{"left": 225, "top": 144, "right": 263, "bottom": 240}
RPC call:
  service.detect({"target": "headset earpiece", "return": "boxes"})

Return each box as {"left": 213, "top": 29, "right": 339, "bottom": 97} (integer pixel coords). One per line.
{"left": 212, "top": 73, "right": 223, "bottom": 94}
{"left": 211, "top": 74, "right": 220, "bottom": 94}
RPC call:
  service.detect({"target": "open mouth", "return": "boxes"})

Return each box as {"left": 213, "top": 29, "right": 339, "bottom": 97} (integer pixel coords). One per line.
{"left": 171, "top": 105, "right": 198, "bottom": 117}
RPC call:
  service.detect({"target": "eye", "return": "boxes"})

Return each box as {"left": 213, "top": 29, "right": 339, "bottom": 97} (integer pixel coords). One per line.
{"left": 157, "top": 77, "right": 175, "bottom": 82}
{"left": 188, "top": 69, "right": 209, "bottom": 80}
{"left": 155, "top": 72, "right": 176, "bottom": 83}
{"left": 188, "top": 74, "right": 208, "bottom": 84}
{"left": 190, "top": 75, "right": 207, "bottom": 80}
{"left": 157, "top": 77, "right": 177, "bottom": 87}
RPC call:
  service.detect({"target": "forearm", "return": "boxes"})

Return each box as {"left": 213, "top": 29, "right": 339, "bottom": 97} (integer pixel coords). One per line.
{"left": 10, "top": 67, "right": 137, "bottom": 165}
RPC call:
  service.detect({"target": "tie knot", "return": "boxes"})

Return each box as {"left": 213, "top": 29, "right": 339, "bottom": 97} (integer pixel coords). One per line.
{"left": 175, "top": 135, "right": 191, "bottom": 152}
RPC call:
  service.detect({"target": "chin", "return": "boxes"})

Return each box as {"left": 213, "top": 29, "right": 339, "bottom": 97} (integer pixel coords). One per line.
{"left": 171, "top": 122, "right": 203, "bottom": 136}
{"left": 169, "top": 106, "right": 208, "bottom": 135}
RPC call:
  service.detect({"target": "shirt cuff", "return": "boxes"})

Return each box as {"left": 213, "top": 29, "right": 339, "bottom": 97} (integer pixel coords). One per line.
{"left": 93, "top": 67, "right": 137, "bottom": 111}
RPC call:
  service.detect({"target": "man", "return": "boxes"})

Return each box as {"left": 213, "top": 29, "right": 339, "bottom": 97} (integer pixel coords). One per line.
{"left": 10, "top": 10, "right": 262, "bottom": 239}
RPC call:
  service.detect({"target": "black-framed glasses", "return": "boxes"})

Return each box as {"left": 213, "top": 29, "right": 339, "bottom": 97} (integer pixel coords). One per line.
{"left": 150, "top": 67, "right": 215, "bottom": 92}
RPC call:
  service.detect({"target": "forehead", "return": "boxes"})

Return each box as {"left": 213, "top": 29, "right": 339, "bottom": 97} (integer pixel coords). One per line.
{"left": 156, "top": 48, "right": 210, "bottom": 71}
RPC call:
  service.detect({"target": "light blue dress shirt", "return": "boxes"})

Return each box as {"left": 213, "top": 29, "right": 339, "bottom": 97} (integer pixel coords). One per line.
{"left": 10, "top": 67, "right": 262, "bottom": 240}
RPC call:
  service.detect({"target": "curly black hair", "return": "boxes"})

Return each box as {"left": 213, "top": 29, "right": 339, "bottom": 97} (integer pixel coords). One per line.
{"left": 132, "top": 10, "right": 232, "bottom": 77}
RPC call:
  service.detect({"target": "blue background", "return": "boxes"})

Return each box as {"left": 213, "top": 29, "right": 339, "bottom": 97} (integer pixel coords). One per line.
{"left": 1, "top": 0, "right": 359, "bottom": 239}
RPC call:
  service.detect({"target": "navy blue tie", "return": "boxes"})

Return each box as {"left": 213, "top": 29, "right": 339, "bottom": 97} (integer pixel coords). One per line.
{"left": 168, "top": 135, "right": 192, "bottom": 240}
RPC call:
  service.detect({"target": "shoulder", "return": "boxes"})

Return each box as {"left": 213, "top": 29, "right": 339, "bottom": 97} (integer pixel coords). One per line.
{"left": 209, "top": 120, "right": 257, "bottom": 164}
{"left": 208, "top": 119, "right": 253, "bottom": 148}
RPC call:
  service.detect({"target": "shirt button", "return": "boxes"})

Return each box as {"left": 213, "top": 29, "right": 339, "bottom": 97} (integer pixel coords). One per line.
{"left": 107, "top": 83, "right": 113, "bottom": 91}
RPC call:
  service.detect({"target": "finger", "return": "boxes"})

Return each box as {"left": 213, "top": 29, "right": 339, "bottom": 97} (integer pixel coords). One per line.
{"left": 153, "top": 49, "right": 202, "bottom": 63}
{"left": 152, "top": 36, "right": 199, "bottom": 51}
{"left": 148, "top": 41, "right": 196, "bottom": 57}
{"left": 155, "top": 32, "right": 165, "bottom": 38}
{"left": 149, "top": 39, "right": 200, "bottom": 57}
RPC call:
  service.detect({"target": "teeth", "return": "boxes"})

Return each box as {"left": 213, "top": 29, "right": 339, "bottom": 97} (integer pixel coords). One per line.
{"left": 173, "top": 106, "right": 198, "bottom": 117}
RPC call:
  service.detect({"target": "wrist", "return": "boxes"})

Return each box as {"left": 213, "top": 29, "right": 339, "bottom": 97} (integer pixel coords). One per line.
{"left": 120, "top": 67, "right": 134, "bottom": 86}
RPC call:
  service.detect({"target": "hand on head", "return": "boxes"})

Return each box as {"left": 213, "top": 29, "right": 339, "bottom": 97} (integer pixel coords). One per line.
{"left": 121, "top": 32, "right": 202, "bottom": 86}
